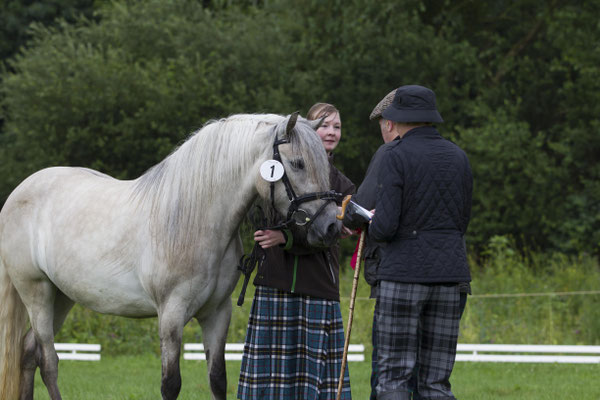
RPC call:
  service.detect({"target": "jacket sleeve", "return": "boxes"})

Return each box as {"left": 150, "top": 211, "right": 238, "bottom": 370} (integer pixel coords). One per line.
{"left": 335, "top": 171, "right": 356, "bottom": 200}
{"left": 352, "top": 144, "right": 387, "bottom": 210}
{"left": 369, "top": 147, "right": 403, "bottom": 242}
{"left": 461, "top": 154, "right": 473, "bottom": 235}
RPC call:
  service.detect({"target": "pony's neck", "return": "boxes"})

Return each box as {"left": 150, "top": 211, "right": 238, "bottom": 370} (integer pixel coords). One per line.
{"left": 133, "top": 115, "right": 277, "bottom": 262}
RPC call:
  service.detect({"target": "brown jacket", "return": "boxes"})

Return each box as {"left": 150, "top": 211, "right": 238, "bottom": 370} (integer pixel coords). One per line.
{"left": 253, "top": 160, "right": 355, "bottom": 301}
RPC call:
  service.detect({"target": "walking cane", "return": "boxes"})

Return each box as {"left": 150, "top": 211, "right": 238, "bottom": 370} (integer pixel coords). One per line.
{"left": 336, "top": 196, "right": 367, "bottom": 400}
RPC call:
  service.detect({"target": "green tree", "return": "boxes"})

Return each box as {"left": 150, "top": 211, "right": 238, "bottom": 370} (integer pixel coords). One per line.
{"left": 435, "top": 0, "right": 600, "bottom": 253}
{"left": 0, "top": 0, "right": 98, "bottom": 65}
{"left": 0, "top": 1, "right": 293, "bottom": 191}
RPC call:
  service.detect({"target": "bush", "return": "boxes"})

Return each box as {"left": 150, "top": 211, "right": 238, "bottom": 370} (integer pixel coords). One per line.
{"left": 459, "top": 236, "right": 600, "bottom": 344}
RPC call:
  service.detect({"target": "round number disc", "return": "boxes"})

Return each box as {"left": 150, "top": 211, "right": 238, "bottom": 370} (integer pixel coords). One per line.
{"left": 259, "top": 160, "right": 285, "bottom": 182}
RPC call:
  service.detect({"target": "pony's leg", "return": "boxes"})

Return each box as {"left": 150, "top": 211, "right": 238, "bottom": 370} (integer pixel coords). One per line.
{"left": 197, "top": 299, "right": 231, "bottom": 400}
{"left": 196, "top": 235, "right": 241, "bottom": 400}
{"left": 19, "top": 292, "right": 74, "bottom": 400}
{"left": 18, "top": 281, "right": 64, "bottom": 400}
{"left": 19, "top": 329, "right": 39, "bottom": 400}
{"left": 158, "top": 305, "right": 186, "bottom": 400}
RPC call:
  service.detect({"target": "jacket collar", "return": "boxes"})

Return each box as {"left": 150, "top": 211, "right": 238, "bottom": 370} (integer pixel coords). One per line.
{"left": 403, "top": 125, "right": 440, "bottom": 139}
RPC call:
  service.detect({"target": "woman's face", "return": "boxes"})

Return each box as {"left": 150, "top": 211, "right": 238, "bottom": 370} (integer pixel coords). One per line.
{"left": 316, "top": 112, "right": 341, "bottom": 153}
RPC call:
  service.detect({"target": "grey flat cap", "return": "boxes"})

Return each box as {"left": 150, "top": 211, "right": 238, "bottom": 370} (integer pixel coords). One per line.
{"left": 369, "top": 89, "right": 397, "bottom": 120}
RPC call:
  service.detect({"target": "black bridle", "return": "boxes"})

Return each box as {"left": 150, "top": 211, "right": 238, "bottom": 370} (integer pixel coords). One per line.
{"left": 265, "top": 133, "right": 341, "bottom": 231}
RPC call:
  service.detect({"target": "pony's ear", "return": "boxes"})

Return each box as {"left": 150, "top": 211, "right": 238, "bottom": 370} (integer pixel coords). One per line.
{"left": 308, "top": 115, "right": 326, "bottom": 131}
{"left": 285, "top": 111, "right": 300, "bottom": 138}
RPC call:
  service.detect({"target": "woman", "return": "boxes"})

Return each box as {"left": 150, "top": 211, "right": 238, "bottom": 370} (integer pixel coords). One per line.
{"left": 237, "top": 104, "right": 355, "bottom": 400}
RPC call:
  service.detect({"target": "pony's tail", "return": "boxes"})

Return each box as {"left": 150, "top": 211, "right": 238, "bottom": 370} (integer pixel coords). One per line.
{"left": 0, "top": 257, "right": 27, "bottom": 400}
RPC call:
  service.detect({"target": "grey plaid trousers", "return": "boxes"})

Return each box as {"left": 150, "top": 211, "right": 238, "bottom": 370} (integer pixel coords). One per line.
{"left": 376, "top": 281, "right": 461, "bottom": 400}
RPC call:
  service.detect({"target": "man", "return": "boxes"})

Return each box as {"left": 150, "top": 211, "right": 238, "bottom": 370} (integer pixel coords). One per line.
{"left": 345, "top": 89, "right": 430, "bottom": 400}
{"left": 369, "top": 85, "right": 473, "bottom": 400}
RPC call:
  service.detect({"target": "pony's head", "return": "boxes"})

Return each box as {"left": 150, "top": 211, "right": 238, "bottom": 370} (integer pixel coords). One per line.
{"left": 255, "top": 113, "right": 341, "bottom": 247}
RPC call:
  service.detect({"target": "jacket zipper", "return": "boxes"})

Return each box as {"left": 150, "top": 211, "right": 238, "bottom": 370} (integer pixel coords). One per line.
{"left": 290, "top": 255, "right": 299, "bottom": 293}
{"left": 325, "top": 252, "right": 336, "bottom": 284}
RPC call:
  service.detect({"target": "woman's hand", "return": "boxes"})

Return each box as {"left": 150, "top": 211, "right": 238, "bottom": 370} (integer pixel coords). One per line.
{"left": 254, "top": 229, "right": 286, "bottom": 249}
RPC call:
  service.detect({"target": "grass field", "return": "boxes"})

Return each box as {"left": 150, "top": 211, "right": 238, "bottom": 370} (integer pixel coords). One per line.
{"left": 33, "top": 241, "right": 600, "bottom": 398}
{"left": 33, "top": 354, "right": 600, "bottom": 399}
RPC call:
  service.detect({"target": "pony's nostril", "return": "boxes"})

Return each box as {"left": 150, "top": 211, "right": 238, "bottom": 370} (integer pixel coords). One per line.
{"left": 324, "top": 222, "right": 339, "bottom": 244}
{"left": 327, "top": 222, "right": 338, "bottom": 236}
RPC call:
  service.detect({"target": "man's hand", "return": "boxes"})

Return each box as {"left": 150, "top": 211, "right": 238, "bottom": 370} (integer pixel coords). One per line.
{"left": 254, "top": 229, "right": 286, "bottom": 249}
{"left": 342, "top": 201, "right": 373, "bottom": 230}
{"left": 341, "top": 225, "right": 355, "bottom": 238}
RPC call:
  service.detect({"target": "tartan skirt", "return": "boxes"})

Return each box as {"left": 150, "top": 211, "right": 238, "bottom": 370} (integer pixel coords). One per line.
{"left": 237, "top": 286, "right": 352, "bottom": 400}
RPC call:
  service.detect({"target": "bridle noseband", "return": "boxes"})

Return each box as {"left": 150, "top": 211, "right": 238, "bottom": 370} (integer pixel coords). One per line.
{"left": 266, "top": 134, "right": 341, "bottom": 231}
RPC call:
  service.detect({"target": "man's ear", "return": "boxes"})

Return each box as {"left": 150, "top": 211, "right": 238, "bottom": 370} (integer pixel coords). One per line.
{"left": 386, "top": 120, "right": 394, "bottom": 133}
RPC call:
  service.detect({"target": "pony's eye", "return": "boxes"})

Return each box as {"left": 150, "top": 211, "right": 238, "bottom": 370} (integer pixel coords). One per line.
{"left": 290, "top": 159, "right": 305, "bottom": 170}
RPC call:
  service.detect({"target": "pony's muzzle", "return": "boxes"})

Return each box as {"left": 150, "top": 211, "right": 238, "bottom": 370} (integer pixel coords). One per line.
{"left": 307, "top": 207, "right": 341, "bottom": 248}
{"left": 322, "top": 220, "right": 341, "bottom": 247}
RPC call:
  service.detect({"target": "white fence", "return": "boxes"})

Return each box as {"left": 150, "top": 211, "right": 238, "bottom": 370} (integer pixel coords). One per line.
{"left": 183, "top": 343, "right": 599, "bottom": 364}
{"left": 456, "top": 344, "right": 600, "bottom": 364}
{"left": 183, "top": 343, "right": 366, "bottom": 362}
{"left": 54, "top": 343, "right": 101, "bottom": 361}
{"left": 52, "top": 342, "right": 600, "bottom": 364}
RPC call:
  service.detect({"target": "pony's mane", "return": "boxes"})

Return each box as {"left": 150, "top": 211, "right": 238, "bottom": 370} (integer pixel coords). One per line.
{"left": 132, "top": 113, "right": 328, "bottom": 263}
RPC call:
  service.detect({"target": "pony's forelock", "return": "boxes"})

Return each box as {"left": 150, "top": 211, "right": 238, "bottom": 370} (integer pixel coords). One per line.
{"left": 286, "top": 119, "right": 329, "bottom": 190}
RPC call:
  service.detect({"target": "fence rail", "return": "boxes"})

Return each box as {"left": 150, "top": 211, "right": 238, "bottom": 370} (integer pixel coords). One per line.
{"left": 456, "top": 344, "right": 600, "bottom": 364}
{"left": 55, "top": 343, "right": 101, "bottom": 361}
{"left": 183, "top": 343, "right": 365, "bottom": 362}
{"left": 52, "top": 342, "right": 600, "bottom": 364}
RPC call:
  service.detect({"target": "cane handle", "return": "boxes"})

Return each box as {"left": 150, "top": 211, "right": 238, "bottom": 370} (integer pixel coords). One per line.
{"left": 336, "top": 195, "right": 352, "bottom": 220}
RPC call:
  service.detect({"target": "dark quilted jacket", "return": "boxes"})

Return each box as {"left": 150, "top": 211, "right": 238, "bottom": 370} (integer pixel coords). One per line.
{"left": 369, "top": 126, "right": 472, "bottom": 283}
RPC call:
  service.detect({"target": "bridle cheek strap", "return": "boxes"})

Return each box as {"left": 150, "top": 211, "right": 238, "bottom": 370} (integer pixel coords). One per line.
{"left": 266, "top": 135, "right": 341, "bottom": 230}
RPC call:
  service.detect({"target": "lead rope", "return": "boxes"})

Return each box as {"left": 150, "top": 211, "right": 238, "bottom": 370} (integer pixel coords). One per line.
{"left": 236, "top": 242, "right": 265, "bottom": 306}
{"left": 237, "top": 206, "right": 268, "bottom": 306}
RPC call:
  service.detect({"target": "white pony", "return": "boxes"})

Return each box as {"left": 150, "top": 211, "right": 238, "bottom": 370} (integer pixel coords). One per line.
{"left": 0, "top": 113, "right": 341, "bottom": 400}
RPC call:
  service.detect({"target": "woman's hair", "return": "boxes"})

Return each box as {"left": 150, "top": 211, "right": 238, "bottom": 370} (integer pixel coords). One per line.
{"left": 307, "top": 102, "right": 340, "bottom": 120}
